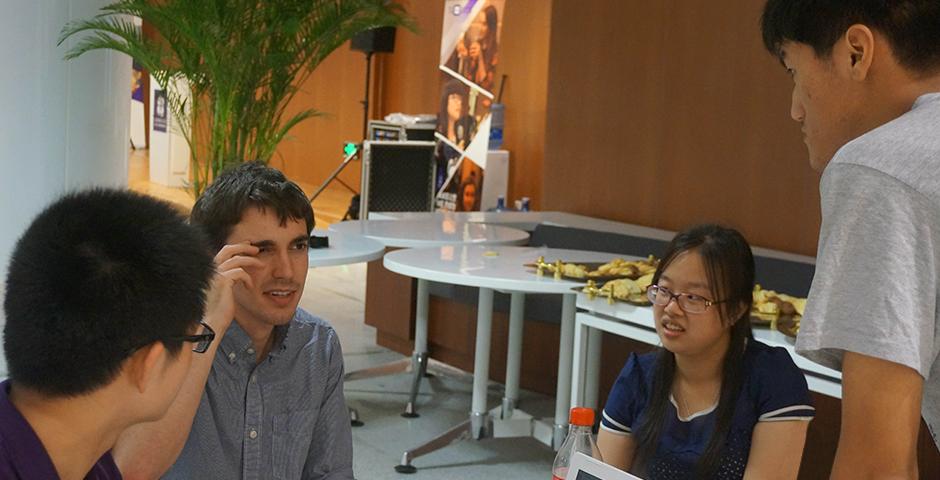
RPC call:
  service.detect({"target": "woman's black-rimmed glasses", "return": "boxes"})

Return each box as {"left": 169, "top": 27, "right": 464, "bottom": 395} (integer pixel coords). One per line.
{"left": 647, "top": 285, "right": 728, "bottom": 314}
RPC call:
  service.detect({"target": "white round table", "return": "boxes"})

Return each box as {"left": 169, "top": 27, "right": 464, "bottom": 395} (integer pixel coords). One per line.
{"left": 304, "top": 228, "right": 397, "bottom": 428}
{"left": 330, "top": 219, "right": 530, "bottom": 421}
{"left": 328, "top": 219, "right": 530, "bottom": 248}
{"left": 383, "top": 245, "right": 628, "bottom": 471}
{"left": 307, "top": 229, "right": 385, "bottom": 267}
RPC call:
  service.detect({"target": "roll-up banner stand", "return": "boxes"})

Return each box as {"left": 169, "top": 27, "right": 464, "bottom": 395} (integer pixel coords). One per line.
{"left": 434, "top": 0, "right": 506, "bottom": 212}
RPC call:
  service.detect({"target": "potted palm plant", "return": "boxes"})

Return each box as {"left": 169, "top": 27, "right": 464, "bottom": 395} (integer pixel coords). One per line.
{"left": 60, "top": 0, "right": 413, "bottom": 196}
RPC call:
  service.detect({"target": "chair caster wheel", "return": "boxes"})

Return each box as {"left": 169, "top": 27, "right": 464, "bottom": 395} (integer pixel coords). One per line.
{"left": 401, "top": 412, "right": 420, "bottom": 418}
{"left": 394, "top": 464, "right": 417, "bottom": 474}
{"left": 351, "top": 419, "right": 364, "bottom": 427}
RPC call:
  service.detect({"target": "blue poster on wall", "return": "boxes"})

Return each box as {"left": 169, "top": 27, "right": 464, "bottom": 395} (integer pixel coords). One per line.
{"left": 153, "top": 89, "right": 167, "bottom": 132}
{"left": 131, "top": 60, "right": 144, "bottom": 102}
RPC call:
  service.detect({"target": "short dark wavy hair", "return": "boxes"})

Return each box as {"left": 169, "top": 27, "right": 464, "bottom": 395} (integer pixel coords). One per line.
{"left": 761, "top": 0, "right": 940, "bottom": 73}
{"left": 190, "top": 162, "right": 314, "bottom": 251}
{"left": 3, "top": 189, "right": 215, "bottom": 397}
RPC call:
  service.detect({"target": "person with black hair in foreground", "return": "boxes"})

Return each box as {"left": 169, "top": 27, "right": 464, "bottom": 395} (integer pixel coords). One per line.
{"left": 761, "top": 1, "right": 940, "bottom": 477}
{"left": 114, "top": 162, "right": 354, "bottom": 479}
{"left": 597, "top": 224, "right": 813, "bottom": 479}
{"left": 0, "top": 189, "right": 224, "bottom": 479}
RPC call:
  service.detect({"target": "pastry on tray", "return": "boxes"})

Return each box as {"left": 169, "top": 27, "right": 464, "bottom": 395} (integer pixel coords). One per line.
{"left": 585, "top": 274, "right": 655, "bottom": 305}
{"left": 588, "top": 255, "right": 659, "bottom": 279}
{"left": 527, "top": 255, "right": 660, "bottom": 282}
{"left": 560, "top": 263, "right": 590, "bottom": 279}
{"left": 750, "top": 284, "right": 805, "bottom": 337}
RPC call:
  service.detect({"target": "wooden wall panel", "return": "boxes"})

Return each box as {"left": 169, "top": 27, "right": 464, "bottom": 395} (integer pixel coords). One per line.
{"left": 363, "top": 252, "right": 415, "bottom": 342}
{"left": 276, "top": 0, "right": 552, "bottom": 210}
{"left": 376, "top": 0, "right": 443, "bottom": 118}
{"left": 543, "top": 0, "right": 821, "bottom": 255}
{"left": 271, "top": 43, "right": 368, "bottom": 199}
{"left": 489, "top": 0, "right": 551, "bottom": 207}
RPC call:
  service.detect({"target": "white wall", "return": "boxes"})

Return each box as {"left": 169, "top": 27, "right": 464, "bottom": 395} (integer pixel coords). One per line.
{"left": 0, "top": 0, "right": 130, "bottom": 278}
{"left": 0, "top": 1, "right": 129, "bottom": 375}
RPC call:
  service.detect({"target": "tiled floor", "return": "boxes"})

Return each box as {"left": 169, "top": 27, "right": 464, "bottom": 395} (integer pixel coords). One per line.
{"left": 305, "top": 263, "right": 556, "bottom": 479}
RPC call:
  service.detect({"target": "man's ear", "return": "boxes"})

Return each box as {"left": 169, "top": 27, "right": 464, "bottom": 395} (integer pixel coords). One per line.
{"left": 843, "top": 24, "right": 876, "bottom": 81}
{"left": 124, "top": 342, "right": 166, "bottom": 394}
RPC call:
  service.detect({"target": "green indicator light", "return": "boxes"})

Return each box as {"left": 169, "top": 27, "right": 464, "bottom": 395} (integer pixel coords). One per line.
{"left": 344, "top": 143, "right": 358, "bottom": 156}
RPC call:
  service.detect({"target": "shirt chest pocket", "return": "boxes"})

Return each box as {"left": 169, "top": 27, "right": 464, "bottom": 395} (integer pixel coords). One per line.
{"left": 272, "top": 409, "right": 317, "bottom": 480}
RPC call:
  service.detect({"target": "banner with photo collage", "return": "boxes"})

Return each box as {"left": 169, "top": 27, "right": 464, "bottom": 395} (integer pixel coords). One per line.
{"left": 434, "top": 0, "right": 505, "bottom": 211}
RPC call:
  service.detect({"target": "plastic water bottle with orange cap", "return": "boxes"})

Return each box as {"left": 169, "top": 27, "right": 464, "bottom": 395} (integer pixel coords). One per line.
{"left": 551, "top": 407, "right": 603, "bottom": 480}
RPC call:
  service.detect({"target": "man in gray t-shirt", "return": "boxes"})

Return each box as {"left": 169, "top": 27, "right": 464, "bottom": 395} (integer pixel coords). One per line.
{"left": 761, "top": 1, "right": 940, "bottom": 477}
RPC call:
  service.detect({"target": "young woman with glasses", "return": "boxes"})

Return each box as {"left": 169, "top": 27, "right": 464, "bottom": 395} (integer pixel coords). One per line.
{"left": 596, "top": 224, "right": 814, "bottom": 479}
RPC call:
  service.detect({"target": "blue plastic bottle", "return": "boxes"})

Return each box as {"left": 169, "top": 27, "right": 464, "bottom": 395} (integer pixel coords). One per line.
{"left": 488, "top": 103, "right": 504, "bottom": 150}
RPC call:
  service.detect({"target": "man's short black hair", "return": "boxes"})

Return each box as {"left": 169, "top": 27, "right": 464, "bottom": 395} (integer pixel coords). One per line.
{"left": 190, "top": 162, "right": 314, "bottom": 251}
{"left": 3, "top": 189, "right": 215, "bottom": 397}
{"left": 761, "top": 0, "right": 940, "bottom": 73}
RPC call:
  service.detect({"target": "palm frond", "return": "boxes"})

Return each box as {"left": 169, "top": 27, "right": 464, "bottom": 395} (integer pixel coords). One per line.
{"left": 61, "top": 0, "right": 415, "bottom": 196}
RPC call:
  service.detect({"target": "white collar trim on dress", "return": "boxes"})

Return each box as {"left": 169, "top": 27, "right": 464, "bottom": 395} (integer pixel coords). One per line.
{"left": 669, "top": 394, "right": 718, "bottom": 422}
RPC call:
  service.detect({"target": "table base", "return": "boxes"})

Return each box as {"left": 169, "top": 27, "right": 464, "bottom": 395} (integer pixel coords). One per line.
{"left": 395, "top": 290, "right": 578, "bottom": 473}
{"left": 394, "top": 405, "right": 567, "bottom": 474}
{"left": 344, "top": 354, "right": 457, "bottom": 424}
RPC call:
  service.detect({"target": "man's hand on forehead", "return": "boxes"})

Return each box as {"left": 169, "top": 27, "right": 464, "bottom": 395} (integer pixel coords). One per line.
{"left": 215, "top": 244, "right": 265, "bottom": 258}
{"left": 216, "top": 242, "right": 263, "bottom": 275}
{"left": 203, "top": 241, "right": 262, "bottom": 334}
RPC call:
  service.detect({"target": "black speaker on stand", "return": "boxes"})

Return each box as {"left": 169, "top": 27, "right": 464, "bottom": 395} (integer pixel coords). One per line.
{"left": 351, "top": 26, "right": 396, "bottom": 140}
{"left": 339, "top": 26, "right": 397, "bottom": 220}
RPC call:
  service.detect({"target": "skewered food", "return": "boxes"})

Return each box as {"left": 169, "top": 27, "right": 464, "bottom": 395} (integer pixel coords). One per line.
{"left": 561, "top": 263, "right": 590, "bottom": 279}
{"left": 589, "top": 256, "right": 659, "bottom": 279}
{"left": 752, "top": 284, "right": 806, "bottom": 316}
{"left": 751, "top": 284, "right": 805, "bottom": 337}
{"left": 599, "top": 278, "right": 642, "bottom": 300}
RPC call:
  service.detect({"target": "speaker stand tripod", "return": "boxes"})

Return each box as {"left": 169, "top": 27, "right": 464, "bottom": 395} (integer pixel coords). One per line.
{"left": 308, "top": 49, "right": 379, "bottom": 220}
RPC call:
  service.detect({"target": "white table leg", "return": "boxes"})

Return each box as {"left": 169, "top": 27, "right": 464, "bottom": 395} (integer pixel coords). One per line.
{"left": 553, "top": 293, "right": 577, "bottom": 449}
{"left": 570, "top": 314, "right": 588, "bottom": 410}
{"left": 502, "top": 292, "right": 525, "bottom": 418}
{"left": 403, "top": 278, "right": 430, "bottom": 417}
{"left": 414, "top": 278, "right": 429, "bottom": 353}
{"left": 585, "top": 327, "right": 603, "bottom": 410}
{"left": 471, "top": 287, "right": 495, "bottom": 439}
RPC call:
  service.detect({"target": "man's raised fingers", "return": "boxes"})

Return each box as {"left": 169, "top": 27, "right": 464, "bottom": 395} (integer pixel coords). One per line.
{"left": 214, "top": 242, "right": 260, "bottom": 263}
{"left": 222, "top": 268, "right": 253, "bottom": 289}
{"left": 218, "top": 254, "right": 264, "bottom": 273}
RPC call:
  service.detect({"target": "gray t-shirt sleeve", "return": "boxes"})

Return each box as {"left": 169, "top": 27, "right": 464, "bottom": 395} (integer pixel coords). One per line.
{"left": 796, "top": 163, "right": 937, "bottom": 378}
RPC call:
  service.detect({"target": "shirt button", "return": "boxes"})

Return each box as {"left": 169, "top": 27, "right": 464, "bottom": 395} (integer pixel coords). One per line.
{"left": 250, "top": 374, "right": 257, "bottom": 383}
{"left": 247, "top": 347, "right": 255, "bottom": 355}
{"left": 249, "top": 429, "right": 258, "bottom": 439}
{"left": 228, "top": 352, "right": 236, "bottom": 361}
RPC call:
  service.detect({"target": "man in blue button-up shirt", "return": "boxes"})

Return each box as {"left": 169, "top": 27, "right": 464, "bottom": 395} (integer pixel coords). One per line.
{"left": 114, "top": 163, "right": 354, "bottom": 480}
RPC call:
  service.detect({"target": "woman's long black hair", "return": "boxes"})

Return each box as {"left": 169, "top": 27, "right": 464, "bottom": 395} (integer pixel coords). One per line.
{"left": 436, "top": 79, "right": 468, "bottom": 133}
{"left": 633, "top": 224, "right": 755, "bottom": 477}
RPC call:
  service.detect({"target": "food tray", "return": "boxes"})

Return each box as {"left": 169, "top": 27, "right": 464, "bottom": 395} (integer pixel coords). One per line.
{"left": 524, "top": 261, "right": 651, "bottom": 282}
{"left": 571, "top": 286, "right": 652, "bottom": 307}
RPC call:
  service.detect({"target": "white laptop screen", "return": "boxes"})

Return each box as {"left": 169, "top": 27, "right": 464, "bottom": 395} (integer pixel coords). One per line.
{"left": 565, "top": 452, "right": 644, "bottom": 480}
